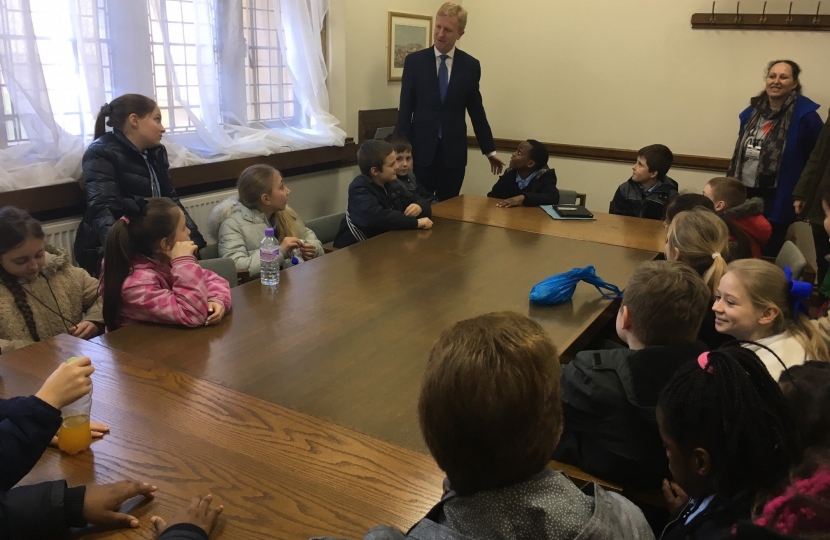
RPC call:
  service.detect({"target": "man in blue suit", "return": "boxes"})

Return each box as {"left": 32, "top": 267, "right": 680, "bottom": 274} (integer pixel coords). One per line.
{"left": 397, "top": 2, "right": 505, "bottom": 201}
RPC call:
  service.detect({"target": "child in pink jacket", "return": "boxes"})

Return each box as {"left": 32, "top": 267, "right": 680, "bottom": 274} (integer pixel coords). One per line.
{"left": 100, "top": 197, "right": 231, "bottom": 331}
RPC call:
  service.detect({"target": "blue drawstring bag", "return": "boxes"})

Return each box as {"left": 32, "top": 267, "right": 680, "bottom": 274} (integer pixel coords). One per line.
{"left": 529, "top": 265, "right": 622, "bottom": 306}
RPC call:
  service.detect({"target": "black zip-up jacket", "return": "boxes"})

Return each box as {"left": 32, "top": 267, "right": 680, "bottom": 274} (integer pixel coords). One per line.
{"left": 73, "top": 129, "right": 206, "bottom": 276}
{"left": 554, "top": 342, "right": 707, "bottom": 490}
{"left": 0, "top": 396, "right": 86, "bottom": 538}
{"left": 660, "top": 490, "right": 754, "bottom": 540}
{"left": 610, "top": 177, "right": 678, "bottom": 220}
{"left": 487, "top": 168, "right": 560, "bottom": 206}
{"left": 333, "top": 175, "right": 432, "bottom": 248}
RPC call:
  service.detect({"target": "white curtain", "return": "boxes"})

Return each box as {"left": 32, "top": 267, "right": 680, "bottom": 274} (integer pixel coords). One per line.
{"left": 0, "top": 0, "right": 345, "bottom": 190}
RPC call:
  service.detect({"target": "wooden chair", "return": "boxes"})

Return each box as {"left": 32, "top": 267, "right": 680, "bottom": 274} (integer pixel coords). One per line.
{"left": 358, "top": 108, "right": 399, "bottom": 144}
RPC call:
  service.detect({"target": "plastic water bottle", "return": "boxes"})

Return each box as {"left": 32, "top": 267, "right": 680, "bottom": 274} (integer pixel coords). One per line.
{"left": 288, "top": 247, "right": 304, "bottom": 267}
{"left": 58, "top": 356, "right": 92, "bottom": 455}
{"left": 260, "top": 227, "right": 280, "bottom": 287}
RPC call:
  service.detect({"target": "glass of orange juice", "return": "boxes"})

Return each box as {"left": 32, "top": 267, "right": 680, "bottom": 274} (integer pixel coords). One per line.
{"left": 58, "top": 415, "right": 92, "bottom": 455}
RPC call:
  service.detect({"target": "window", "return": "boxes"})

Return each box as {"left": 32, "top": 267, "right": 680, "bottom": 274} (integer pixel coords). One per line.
{"left": 148, "top": 0, "right": 204, "bottom": 133}
{"left": 242, "top": 0, "right": 294, "bottom": 122}
{"left": 0, "top": 0, "right": 112, "bottom": 148}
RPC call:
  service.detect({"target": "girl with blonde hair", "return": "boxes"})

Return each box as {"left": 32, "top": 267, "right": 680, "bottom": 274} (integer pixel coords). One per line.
{"left": 713, "top": 258, "right": 830, "bottom": 379}
{"left": 208, "top": 164, "right": 324, "bottom": 278}
{"left": 665, "top": 208, "right": 731, "bottom": 348}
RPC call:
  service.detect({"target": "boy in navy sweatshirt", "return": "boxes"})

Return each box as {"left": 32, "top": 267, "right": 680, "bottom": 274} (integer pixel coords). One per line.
{"left": 385, "top": 134, "right": 439, "bottom": 205}
{"left": 334, "top": 140, "right": 433, "bottom": 248}
{"left": 487, "top": 140, "right": 560, "bottom": 207}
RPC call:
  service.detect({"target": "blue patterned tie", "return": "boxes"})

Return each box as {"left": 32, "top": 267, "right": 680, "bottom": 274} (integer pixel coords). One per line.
{"left": 438, "top": 54, "right": 449, "bottom": 139}
{"left": 438, "top": 54, "right": 449, "bottom": 103}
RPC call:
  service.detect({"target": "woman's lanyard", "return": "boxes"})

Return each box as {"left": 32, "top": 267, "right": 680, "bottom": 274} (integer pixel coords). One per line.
{"left": 141, "top": 151, "right": 162, "bottom": 197}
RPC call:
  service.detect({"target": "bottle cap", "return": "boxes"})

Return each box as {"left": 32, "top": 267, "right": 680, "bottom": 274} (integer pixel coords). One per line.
{"left": 265, "top": 228, "right": 275, "bottom": 236}
{"left": 291, "top": 257, "right": 299, "bottom": 265}
{"left": 66, "top": 356, "right": 80, "bottom": 364}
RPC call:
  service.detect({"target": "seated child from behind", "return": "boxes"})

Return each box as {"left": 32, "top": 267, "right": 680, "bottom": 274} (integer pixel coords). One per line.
{"left": 361, "top": 312, "right": 652, "bottom": 540}
{"left": 333, "top": 140, "right": 432, "bottom": 248}
{"left": 610, "top": 144, "right": 677, "bottom": 220}
{"left": 385, "top": 134, "right": 438, "bottom": 205}
{"left": 487, "top": 140, "right": 560, "bottom": 207}
{"left": 555, "top": 261, "right": 709, "bottom": 490}
{"left": 101, "top": 197, "right": 231, "bottom": 332}
{"left": 704, "top": 176, "right": 771, "bottom": 258}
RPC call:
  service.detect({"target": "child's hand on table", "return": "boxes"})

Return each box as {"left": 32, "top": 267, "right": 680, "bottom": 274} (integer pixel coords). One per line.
{"left": 417, "top": 218, "right": 433, "bottom": 230}
{"left": 404, "top": 203, "right": 422, "bottom": 217}
{"left": 152, "top": 494, "right": 223, "bottom": 538}
{"left": 496, "top": 195, "right": 525, "bottom": 208}
{"left": 206, "top": 301, "right": 226, "bottom": 326}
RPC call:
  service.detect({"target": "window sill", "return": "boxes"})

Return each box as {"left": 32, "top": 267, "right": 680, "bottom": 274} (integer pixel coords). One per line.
{"left": 0, "top": 140, "right": 356, "bottom": 220}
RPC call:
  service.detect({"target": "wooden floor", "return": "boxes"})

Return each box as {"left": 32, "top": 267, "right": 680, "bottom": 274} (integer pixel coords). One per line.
{"left": 1, "top": 196, "right": 666, "bottom": 538}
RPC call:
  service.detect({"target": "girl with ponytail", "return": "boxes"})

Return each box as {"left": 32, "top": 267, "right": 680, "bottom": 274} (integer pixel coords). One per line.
{"left": 713, "top": 258, "right": 830, "bottom": 380}
{"left": 74, "top": 94, "right": 206, "bottom": 277}
{"left": 0, "top": 207, "right": 104, "bottom": 353}
{"left": 101, "top": 197, "right": 231, "bottom": 331}
{"left": 666, "top": 207, "right": 732, "bottom": 349}
{"left": 657, "top": 347, "right": 801, "bottom": 540}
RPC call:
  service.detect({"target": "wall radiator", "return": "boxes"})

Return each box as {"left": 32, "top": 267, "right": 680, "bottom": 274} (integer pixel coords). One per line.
{"left": 41, "top": 188, "right": 236, "bottom": 264}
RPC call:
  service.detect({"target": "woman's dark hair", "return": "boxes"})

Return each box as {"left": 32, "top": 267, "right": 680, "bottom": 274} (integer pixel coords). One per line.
{"left": 658, "top": 347, "right": 802, "bottom": 499}
{"left": 779, "top": 361, "right": 830, "bottom": 449}
{"left": 754, "top": 60, "right": 803, "bottom": 104}
{"left": 102, "top": 198, "right": 180, "bottom": 331}
{"left": 0, "top": 207, "right": 45, "bottom": 341}
{"left": 94, "top": 94, "right": 158, "bottom": 140}
{"left": 665, "top": 194, "right": 753, "bottom": 261}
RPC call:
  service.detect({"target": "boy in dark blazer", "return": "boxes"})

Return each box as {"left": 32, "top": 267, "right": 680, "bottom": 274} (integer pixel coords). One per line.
{"left": 333, "top": 140, "right": 433, "bottom": 249}
{"left": 396, "top": 2, "right": 504, "bottom": 201}
{"left": 487, "top": 140, "right": 560, "bottom": 207}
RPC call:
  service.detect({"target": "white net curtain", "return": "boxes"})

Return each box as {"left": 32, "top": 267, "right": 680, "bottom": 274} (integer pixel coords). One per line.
{"left": 0, "top": 0, "right": 345, "bottom": 192}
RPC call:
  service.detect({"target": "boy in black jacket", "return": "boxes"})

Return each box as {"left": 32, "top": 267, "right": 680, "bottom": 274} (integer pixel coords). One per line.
{"left": 553, "top": 261, "right": 710, "bottom": 490}
{"left": 385, "top": 134, "right": 439, "bottom": 205}
{"left": 334, "top": 140, "right": 433, "bottom": 248}
{"left": 1, "top": 357, "right": 159, "bottom": 538}
{"left": 610, "top": 144, "right": 678, "bottom": 220}
{"left": 487, "top": 140, "right": 560, "bottom": 207}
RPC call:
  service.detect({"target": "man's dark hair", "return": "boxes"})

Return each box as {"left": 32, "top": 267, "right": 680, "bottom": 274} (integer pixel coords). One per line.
{"left": 357, "top": 140, "right": 394, "bottom": 177}
{"left": 638, "top": 144, "right": 674, "bottom": 181}
{"left": 526, "top": 139, "right": 549, "bottom": 170}
{"left": 384, "top": 134, "right": 412, "bottom": 154}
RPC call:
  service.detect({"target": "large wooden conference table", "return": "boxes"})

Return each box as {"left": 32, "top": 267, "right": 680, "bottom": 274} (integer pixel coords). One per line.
{"left": 93, "top": 218, "right": 657, "bottom": 453}
{"left": 2, "top": 335, "right": 444, "bottom": 540}
{"left": 432, "top": 194, "right": 666, "bottom": 253}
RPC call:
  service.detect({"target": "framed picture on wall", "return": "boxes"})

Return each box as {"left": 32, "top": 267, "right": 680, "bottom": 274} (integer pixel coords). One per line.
{"left": 388, "top": 12, "right": 433, "bottom": 82}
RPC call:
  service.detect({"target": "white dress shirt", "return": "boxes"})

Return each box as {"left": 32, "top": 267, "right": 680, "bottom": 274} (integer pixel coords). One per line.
{"left": 434, "top": 45, "right": 455, "bottom": 81}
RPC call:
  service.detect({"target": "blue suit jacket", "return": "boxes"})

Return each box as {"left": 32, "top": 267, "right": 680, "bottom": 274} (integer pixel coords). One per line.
{"left": 397, "top": 47, "right": 496, "bottom": 169}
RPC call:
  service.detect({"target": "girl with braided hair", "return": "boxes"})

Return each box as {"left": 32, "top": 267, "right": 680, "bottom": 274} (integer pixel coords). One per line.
{"left": 713, "top": 259, "right": 830, "bottom": 380}
{"left": 0, "top": 207, "right": 104, "bottom": 354}
{"left": 657, "top": 347, "right": 802, "bottom": 540}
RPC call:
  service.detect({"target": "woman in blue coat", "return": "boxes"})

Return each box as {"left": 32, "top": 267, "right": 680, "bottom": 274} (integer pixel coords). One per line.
{"left": 727, "top": 60, "right": 823, "bottom": 256}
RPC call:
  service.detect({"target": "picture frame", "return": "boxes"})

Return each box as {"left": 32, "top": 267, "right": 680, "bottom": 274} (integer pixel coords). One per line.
{"left": 388, "top": 12, "right": 433, "bottom": 82}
